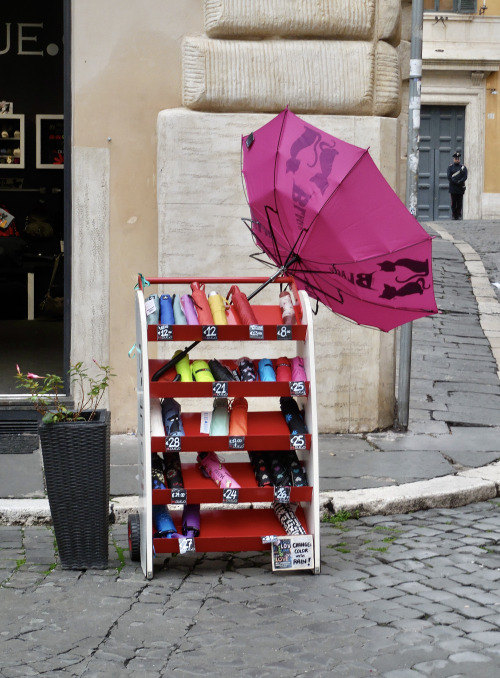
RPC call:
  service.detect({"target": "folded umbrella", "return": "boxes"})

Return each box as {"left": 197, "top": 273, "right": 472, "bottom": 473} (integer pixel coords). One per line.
{"left": 161, "top": 398, "right": 185, "bottom": 436}
{"left": 280, "top": 397, "right": 308, "bottom": 435}
{"left": 227, "top": 285, "right": 258, "bottom": 325}
{"left": 208, "top": 359, "right": 238, "bottom": 382}
{"left": 237, "top": 357, "right": 257, "bottom": 382}
{"left": 208, "top": 291, "right": 228, "bottom": 325}
{"left": 279, "top": 290, "right": 296, "bottom": 325}
{"left": 248, "top": 451, "right": 273, "bottom": 487}
{"left": 159, "top": 294, "right": 175, "bottom": 325}
{"left": 153, "top": 505, "right": 182, "bottom": 538}
{"left": 172, "top": 294, "right": 187, "bottom": 325}
{"left": 291, "top": 356, "right": 307, "bottom": 382}
{"left": 181, "top": 294, "right": 199, "bottom": 325}
{"left": 258, "top": 358, "right": 276, "bottom": 382}
{"left": 269, "top": 451, "right": 292, "bottom": 487}
{"left": 229, "top": 396, "right": 248, "bottom": 436}
{"left": 191, "top": 282, "right": 213, "bottom": 325}
{"left": 276, "top": 357, "right": 292, "bottom": 382}
{"left": 151, "top": 453, "right": 166, "bottom": 490}
{"left": 272, "top": 501, "right": 306, "bottom": 536}
{"left": 182, "top": 504, "right": 201, "bottom": 538}
{"left": 145, "top": 294, "right": 160, "bottom": 325}
{"left": 197, "top": 451, "right": 241, "bottom": 488}
{"left": 210, "top": 398, "right": 230, "bottom": 436}
{"left": 163, "top": 451, "right": 185, "bottom": 489}
{"left": 191, "top": 359, "right": 215, "bottom": 382}
{"left": 173, "top": 350, "right": 193, "bottom": 382}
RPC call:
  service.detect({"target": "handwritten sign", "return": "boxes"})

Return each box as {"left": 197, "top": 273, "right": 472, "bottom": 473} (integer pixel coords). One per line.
{"left": 212, "top": 381, "right": 229, "bottom": 397}
{"left": 289, "top": 381, "right": 306, "bottom": 397}
{"left": 171, "top": 488, "right": 187, "bottom": 504}
{"left": 179, "top": 537, "right": 195, "bottom": 554}
{"left": 290, "top": 434, "right": 306, "bottom": 450}
{"left": 272, "top": 535, "right": 314, "bottom": 571}
{"left": 222, "top": 488, "right": 239, "bottom": 504}
{"left": 202, "top": 325, "right": 218, "bottom": 341}
{"left": 165, "top": 436, "right": 181, "bottom": 452}
{"left": 249, "top": 324, "right": 264, "bottom": 340}
{"left": 277, "top": 325, "right": 292, "bottom": 340}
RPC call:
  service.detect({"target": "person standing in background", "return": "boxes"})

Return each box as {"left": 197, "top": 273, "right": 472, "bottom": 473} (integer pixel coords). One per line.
{"left": 447, "top": 151, "right": 467, "bottom": 220}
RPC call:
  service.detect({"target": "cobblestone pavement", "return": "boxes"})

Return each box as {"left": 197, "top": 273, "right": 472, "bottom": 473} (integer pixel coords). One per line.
{"left": 3, "top": 500, "right": 500, "bottom": 677}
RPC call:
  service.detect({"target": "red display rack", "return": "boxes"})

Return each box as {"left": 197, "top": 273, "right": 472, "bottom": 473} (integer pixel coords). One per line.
{"left": 133, "top": 276, "right": 320, "bottom": 578}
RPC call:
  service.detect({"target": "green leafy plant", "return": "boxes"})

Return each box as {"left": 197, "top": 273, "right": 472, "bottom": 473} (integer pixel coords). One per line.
{"left": 15, "top": 360, "right": 113, "bottom": 424}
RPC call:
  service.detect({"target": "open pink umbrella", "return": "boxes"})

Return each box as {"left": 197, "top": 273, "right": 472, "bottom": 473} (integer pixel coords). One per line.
{"left": 241, "top": 109, "right": 438, "bottom": 332}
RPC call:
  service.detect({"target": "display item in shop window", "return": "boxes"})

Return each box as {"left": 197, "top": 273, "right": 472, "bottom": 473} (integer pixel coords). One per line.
{"left": 229, "top": 397, "right": 248, "bottom": 436}
{"left": 210, "top": 398, "right": 230, "bottom": 436}
{"left": 153, "top": 504, "right": 181, "bottom": 538}
{"left": 276, "top": 357, "right": 292, "bottom": 382}
{"left": 272, "top": 501, "right": 306, "bottom": 536}
{"left": 191, "top": 359, "right": 215, "bottom": 382}
{"left": 182, "top": 504, "right": 201, "bottom": 538}
{"left": 227, "top": 284, "right": 258, "bottom": 324}
{"left": 190, "top": 282, "right": 213, "bottom": 324}
{"left": 248, "top": 451, "right": 273, "bottom": 487}
{"left": 173, "top": 350, "right": 193, "bottom": 382}
{"left": 181, "top": 294, "right": 199, "bottom": 325}
{"left": 172, "top": 294, "right": 187, "bottom": 325}
{"left": 237, "top": 356, "right": 257, "bottom": 382}
{"left": 280, "top": 397, "right": 308, "bottom": 435}
{"left": 258, "top": 358, "right": 276, "bottom": 382}
{"left": 159, "top": 294, "right": 175, "bottom": 325}
{"left": 208, "top": 291, "right": 228, "bottom": 325}
{"left": 208, "top": 358, "right": 238, "bottom": 382}
{"left": 291, "top": 356, "right": 307, "bottom": 382}
{"left": 151, "top": 453, "right": 166, "bottom": 490}
{"left": 145, "top": 294, "right": 160, "bottom": 324}
{"left": 161, "top": 398, "right": 185, "bottom": 436}
{"left": 197, "top": 451, "right": 241, "bottom": 489}
{"left": 163, "top": 451, "right": 185, "bottom": 489}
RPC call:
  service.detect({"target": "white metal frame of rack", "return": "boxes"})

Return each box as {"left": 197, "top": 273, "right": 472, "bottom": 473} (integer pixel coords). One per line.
{"left": 134, "top": 276, "right": 320, "bottom": 579}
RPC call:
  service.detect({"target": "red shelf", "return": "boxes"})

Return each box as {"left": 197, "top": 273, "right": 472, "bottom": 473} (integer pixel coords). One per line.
{"left": 151, "top": 411, "right": 311, "bottom": 452}
{"left": 152, "top": 463, "right": 312, "bottom": 504}
{"left": 149, "top": 358, "right": 309, "bottom": 398}
{"left": 153, "top": 506, "right": 309, "bottom": 554}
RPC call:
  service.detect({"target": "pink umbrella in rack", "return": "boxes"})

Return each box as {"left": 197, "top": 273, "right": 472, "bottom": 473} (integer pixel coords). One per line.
{"left": 241, "top": 108, "right": 438, "bottom": 332}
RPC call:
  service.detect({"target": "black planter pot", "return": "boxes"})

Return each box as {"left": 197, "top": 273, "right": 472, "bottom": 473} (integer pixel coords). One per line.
{"left": 39, "top": 409, "right": 110, "bottom": 569}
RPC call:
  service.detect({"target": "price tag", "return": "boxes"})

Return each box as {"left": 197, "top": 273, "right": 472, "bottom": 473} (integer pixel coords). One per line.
{"left": 171, "top": 488, "right": 187, "bottom": 504}
{"left": 277, "top": 325, "right": 292, "bottom": 340}
{"left": 289, "top": 381, "right": 306, "bottom": 397}
{"left": 212, "top": 381, "right": 229, "bottom": 398}
{"left": 202, "top": 325, "right": 218, "bottom": 341}
{"left": 165, "top": 435, "right": 182, "bottom": 452}
{"left": 157, "top": 324, "right": 173, "bottom": 341}
{"left": 228, "top": 436, "right": 245, "bottom": 450}
{"left": 290, "top": 434, "right": 306, "bottom": 450}
{"left": 249, "top": 324, "right": 264, "bottom": 340}
{"left": 272, "top": 535, "right": 314, "bottom": 571}
{"left": 274, "top": 486, "right": 291, "bottom": 504}
{"left": 179, "top": 537, "right": 196, "bottom": 554}
{"left": 261, "top": 535, "right": 279, "bottom": 544}
{"left": 222, "top": 488, "right": 239, "bottom": 504}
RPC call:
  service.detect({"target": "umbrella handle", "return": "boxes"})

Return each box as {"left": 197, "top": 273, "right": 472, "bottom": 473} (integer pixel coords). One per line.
{"left": 247, "top": 254, "right": 299, "bottom": 301}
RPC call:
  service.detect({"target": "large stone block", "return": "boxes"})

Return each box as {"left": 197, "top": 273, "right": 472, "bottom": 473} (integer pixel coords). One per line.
{"left": 182, "top": 38, "right": 401, "bottom": 117}
{"left": 204, "top": 0, "right": 401, "bottom": 44}
{"left": 157, "top": 109, "right": 396, "bottom": 432}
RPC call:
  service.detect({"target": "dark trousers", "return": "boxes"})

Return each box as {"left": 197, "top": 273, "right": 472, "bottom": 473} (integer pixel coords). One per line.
{"left": 450, "top": 193, "right": 463, "bottom": 220}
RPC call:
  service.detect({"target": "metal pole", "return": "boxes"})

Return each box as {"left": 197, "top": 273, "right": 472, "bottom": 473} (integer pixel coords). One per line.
{"left": 395, "top": 0, "right": 423, "bottom": 431}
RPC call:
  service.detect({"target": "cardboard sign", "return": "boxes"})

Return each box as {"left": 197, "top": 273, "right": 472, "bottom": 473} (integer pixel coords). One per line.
{"left": 272, "top": 535, "right": 314, "bottom": 571}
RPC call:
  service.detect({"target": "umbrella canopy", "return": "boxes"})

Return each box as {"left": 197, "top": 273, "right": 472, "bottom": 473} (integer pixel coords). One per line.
{"left": 241, "top": 109, "right": 438, "bottom": 332}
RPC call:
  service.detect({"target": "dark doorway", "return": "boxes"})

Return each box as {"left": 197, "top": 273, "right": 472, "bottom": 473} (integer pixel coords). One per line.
{"left": 0, "top": 0, "right": 67, "bottom": 400}
{"left": 417, "top": 105, "right": 465, "bottom": 221}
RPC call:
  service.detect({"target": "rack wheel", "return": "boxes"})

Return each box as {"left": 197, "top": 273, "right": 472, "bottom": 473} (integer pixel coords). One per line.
{"left": 128, "top": 513, "right": 141, "bottom": 562}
